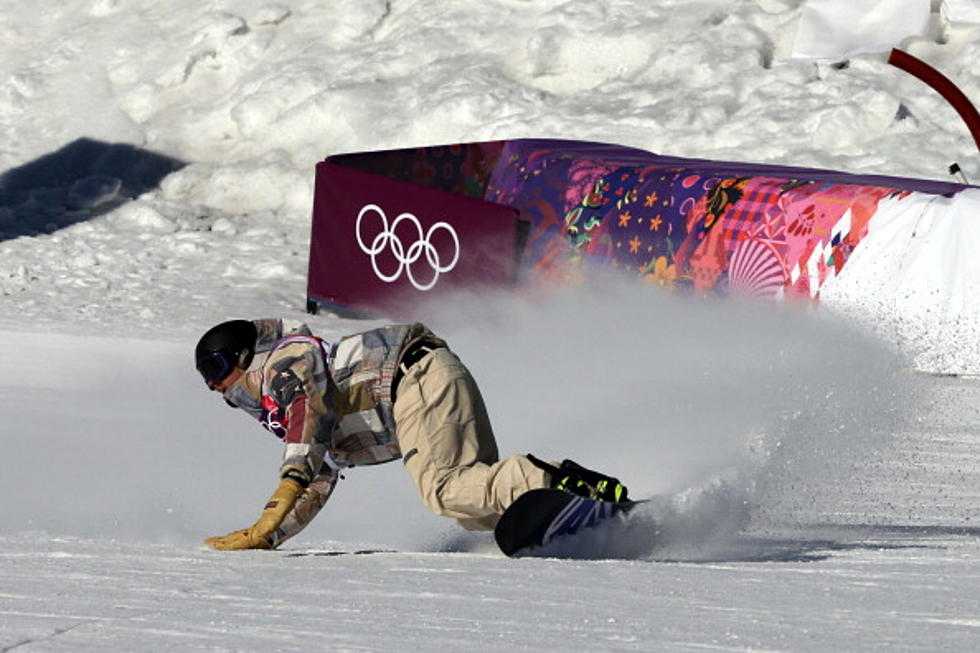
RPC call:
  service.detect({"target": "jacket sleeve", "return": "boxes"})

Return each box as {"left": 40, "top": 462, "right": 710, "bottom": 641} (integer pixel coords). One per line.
{"left": 252, "top": 318, "right": 313, "bottom": 354}
{"left": 262, "top": 341, "right": 335, "bottom": 486}
{"left": 270, "top": 466, "right": 340, "bottom": 548}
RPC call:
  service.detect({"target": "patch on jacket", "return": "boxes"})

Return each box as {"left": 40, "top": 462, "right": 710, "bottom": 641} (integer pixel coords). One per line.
{"left": 260, "top": 395, "right": 288, "bottom": 439}
{"left": 271, "top": 368, "right": 303, "bottom": 405}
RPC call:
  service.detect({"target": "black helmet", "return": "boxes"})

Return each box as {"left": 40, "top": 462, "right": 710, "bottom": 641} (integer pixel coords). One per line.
{"left": 195, "top": 320, "right": 258, "bottom": 385}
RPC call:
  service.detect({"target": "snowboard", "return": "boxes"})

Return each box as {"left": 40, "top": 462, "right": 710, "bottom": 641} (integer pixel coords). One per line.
{"left": 494, "top": 488, "right": 640, "bottom": 557}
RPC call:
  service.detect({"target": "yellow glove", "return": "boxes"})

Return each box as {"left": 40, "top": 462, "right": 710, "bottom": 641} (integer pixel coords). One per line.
{"left": 203, "top": 528, "right": 260, "bottom": 551}
{"left": 204, "top": 478, "right": 304, "bottom": 551}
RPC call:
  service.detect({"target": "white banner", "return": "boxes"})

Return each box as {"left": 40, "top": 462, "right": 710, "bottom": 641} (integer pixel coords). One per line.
{"left": 942, "top": 0, "right": 980, "bottom": 24}
{"left": 793, "top": 0, "right": 931, "bottom": 62}
{"left": 822, "top": 189, "right": 980, "bottom": 374}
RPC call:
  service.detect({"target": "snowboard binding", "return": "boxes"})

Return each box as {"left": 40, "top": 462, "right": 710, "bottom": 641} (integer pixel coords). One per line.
{"left": 527, "top": 454, "right": 629, "bottom": 503}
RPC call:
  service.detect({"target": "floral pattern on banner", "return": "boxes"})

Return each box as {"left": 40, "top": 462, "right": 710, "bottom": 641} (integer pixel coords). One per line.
{"left": 488, "top": 147, "right": 901, "bottom": 300}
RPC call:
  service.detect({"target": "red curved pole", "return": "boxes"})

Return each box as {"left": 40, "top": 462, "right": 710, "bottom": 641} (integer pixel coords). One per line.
{"left": 888, "top": 48, "right": 980, "bottom": 153}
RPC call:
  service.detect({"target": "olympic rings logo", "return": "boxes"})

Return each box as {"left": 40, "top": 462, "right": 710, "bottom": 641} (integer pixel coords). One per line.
{"left": 355, "top": 204, "right": 460, "bottom": 291}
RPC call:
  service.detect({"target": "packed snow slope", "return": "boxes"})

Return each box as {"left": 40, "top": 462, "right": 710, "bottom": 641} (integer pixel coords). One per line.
{"left": 2, "top": 298, "right": 979, "bottom": 650}
{"left": 1, "top": 0, "right": 979, "bottom": 651}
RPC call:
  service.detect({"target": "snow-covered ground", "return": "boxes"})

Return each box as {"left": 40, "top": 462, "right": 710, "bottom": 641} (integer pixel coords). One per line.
{"left": 1, "top": 0, "right": 979, "bottom": 650}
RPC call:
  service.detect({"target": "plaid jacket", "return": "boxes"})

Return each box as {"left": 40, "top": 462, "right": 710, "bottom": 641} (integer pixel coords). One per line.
{"left": 223, "top": 319, "right": 443, "bottom": 485}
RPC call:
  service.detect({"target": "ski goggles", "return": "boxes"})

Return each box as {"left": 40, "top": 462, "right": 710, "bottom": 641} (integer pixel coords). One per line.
{"left": 196, "top": 351, "right": 236, "bottom": 386}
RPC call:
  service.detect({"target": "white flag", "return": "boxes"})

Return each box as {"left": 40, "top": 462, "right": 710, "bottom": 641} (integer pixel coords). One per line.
{"left": 793, "top": 0, "right": 931, "bottom": 63}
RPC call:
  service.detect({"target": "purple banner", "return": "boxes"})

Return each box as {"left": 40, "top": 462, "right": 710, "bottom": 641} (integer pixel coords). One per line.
{"left": 308, "top": 162, "right": 523, "bottom": 316}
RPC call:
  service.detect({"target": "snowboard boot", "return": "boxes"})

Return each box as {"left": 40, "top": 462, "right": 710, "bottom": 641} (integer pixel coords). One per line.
{"left": 527, "top": 454, "right": 629, "bottom": 503}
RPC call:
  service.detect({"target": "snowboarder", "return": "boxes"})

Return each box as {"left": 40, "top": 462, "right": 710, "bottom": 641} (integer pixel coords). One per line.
{"left": 197, "top": 318, "right": 628, "bottom": 550}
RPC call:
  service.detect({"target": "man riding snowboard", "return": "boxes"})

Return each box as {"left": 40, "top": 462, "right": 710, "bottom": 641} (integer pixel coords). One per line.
{"left": 197, "top": 318, "right": 628, "bottom": 550}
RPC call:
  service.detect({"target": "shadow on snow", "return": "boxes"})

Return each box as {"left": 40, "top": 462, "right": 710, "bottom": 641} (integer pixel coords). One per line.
{"left": 642, "top": 522, "right": 980, "bottom": 564}
{"left": 0, "top": 138, "right": 184, "bottom": 242}
{"left": 283, "top": 549, "right": 397, "bottom": 558}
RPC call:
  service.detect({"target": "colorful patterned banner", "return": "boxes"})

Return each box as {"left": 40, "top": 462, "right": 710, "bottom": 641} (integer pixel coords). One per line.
{"left": 311, "top": 139, "right": 971, "bottom": 310}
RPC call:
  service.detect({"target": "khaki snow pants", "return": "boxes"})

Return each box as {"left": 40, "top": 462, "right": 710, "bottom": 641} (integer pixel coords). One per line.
{"left": 393, "top": 347, "right": 548, "bottom": 531}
